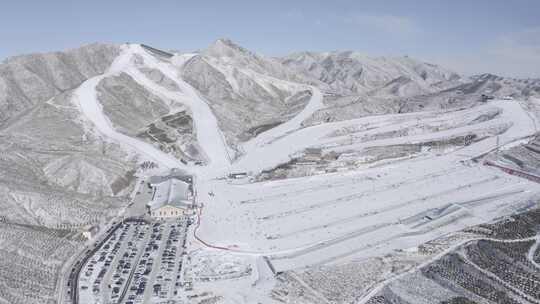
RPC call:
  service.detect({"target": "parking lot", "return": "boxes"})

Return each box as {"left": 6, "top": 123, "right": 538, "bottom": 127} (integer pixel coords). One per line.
{"left": 77, "top": 218, "right": 188, "bottom": 304}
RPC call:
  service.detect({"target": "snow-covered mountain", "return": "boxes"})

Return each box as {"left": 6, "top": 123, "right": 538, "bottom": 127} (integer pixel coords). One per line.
{"left": 1, "top": 39, "right": 540, "bottom": 304}
{"left": 280, "top": 50, "right": 461, "bottom": 96}
{"left": 202, "top": 38, "right": 319, "bottom": 86}
{"left": 178, "top": 39, "right": 322, "bottom": 156}
{"left": 0, "top": 43, "right": 130, "bottom": 223}
{"left": 0, "top": 44, "right": 132, "bottom": 304}
{"left": 456, "top": 73, "right": 540, "bottom": 98}
{"left": 0, "top": 43, "right": 120, "bottom": 122}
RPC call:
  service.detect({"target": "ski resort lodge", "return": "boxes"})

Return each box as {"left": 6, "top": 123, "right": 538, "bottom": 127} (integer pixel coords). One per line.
{"left": 146, "top": 171, "right": 193, "bottom": 219}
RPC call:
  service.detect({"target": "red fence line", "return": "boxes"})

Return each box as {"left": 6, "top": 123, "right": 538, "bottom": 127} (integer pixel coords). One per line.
{"left": 484, "top": 160, "right": 540, "bottom": 183}
{"left": 192, "top": 206, "right": 231, "bottom": 251}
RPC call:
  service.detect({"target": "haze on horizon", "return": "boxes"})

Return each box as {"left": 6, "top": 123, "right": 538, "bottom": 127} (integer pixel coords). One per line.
{"left": 1, "top": 0, "right": 539, "bottom": 78}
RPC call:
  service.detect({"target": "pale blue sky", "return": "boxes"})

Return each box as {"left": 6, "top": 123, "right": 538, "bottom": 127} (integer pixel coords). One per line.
{"left": 1, "top": 0, "right": 539, "bottom": 77}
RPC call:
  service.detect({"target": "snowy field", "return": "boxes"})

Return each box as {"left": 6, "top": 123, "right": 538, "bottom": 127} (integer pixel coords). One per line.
{"left": 196, "top": 99, "right": 540, "bottom": 272}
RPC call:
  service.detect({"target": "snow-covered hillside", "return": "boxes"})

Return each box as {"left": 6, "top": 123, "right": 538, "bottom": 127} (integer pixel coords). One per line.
{"left": 178, "top": 39, "right": 323, "bottom": 157}
{"left": 1, "top": 39, "right": 540, "bottom": 304}
{"left": 280, "top": 51, "right": 461, "bottom": 96}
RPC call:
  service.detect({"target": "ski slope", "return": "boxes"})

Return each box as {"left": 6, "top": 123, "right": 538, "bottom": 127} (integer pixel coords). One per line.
{"left": 73, "top": 44, "right": 231, "bottom": 175}
{"left": 70, "top": 43, "right": 540, "bottom": 302}
{"left": 240, "top": 86, "right": 323, "bottom": 158}
{"left": 233, "top": 100, "right": 535, "bottom": 174}
{"left": 74, "top": 75, "right": 184, "bottom": 170}
{"left": 128, "top": 45, "right": 231, "bottom": 172}
{"left": 196, "top": 98, "right": 540, "bottom": 271}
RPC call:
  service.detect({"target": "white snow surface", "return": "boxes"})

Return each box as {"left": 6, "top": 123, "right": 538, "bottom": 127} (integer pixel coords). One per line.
{"left": 196, "top": 98, "right": 540, "bottom": 271}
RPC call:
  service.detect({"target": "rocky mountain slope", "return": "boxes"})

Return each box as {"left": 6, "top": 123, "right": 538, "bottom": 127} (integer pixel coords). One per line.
{"left": 280, "top": 51, "right": 540, "bottom": 128}
{"left": 0, "top": 43, "right": 119, "bottom": 123}
{"left": 178, "top": 39, "right": 318, "bottom": 157}
{"left": 280, "top": 51, "right": 461, "bottom": 96}
{"left": 0, "top": 44, "right": 133, "bottom": 304}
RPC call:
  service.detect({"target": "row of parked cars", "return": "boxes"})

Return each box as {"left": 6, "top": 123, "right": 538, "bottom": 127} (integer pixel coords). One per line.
{"left": 78, "top": 221, "right": 149, "bottom": 303}
{"left": 152, "top": 220, "right": 187, "bottom": 300}
{"left": 108, "top": 222, "right": 149, "bottom": 302}
{"left": 78, "top": 216, "right": 190, "bottom": 304}
{"left": 123, "top": 222, "right": 165, "bottom": 303}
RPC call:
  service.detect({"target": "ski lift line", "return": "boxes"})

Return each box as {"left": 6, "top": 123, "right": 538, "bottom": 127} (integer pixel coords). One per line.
{"left": 140, "top": 44, "right": 174, "bottom": 58}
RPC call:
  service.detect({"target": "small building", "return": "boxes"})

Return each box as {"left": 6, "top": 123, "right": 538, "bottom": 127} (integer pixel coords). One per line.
{"left": 82, "top": 226, "right": 99, "bottom": 240}
{"left": 228, "top": 172, "right": 248, "bottom": 179}
{"left": 480, "top": 94, "right": 494, "bottom": 102}
{"left": 147, "top": 171, "right": 193, "bottom": 219}
{"left": 304, "top": 148, "right": 322, "bottom": 162}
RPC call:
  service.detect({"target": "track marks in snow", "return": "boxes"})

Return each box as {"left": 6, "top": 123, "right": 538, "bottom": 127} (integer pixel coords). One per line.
{"left": 265, "top": 177, "right": 503, "bottom": 240}
{"left": 198, "top": 136, "right": 540, "bottom": 269}
{"left": 257, "top": 167, "right": 471, "bottom": 220}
